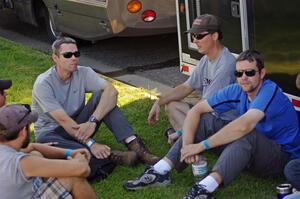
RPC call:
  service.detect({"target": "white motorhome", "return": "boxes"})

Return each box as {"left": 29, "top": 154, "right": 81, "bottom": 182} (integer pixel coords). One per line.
{"left": 176, "top": 0, "right": 300, "bottom": 118}
{"left": 0, "top": 0, "right": 176, "bottom": 42}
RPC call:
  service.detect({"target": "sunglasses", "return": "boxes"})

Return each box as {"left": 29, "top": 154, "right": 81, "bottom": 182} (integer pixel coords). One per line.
{"left": 60, "top": 51, "right": 80, "bottom": 59}
{"left": 191, "top": 33, "right": 211, "bottom": 40}
{"left": 0, "top": 90, "right": 3, "bottom": 95}
{"left": 17, "top": 104, "right": 31, "bottom": 124}
{"left": 234, "top": 69, "right": 258, "bottom": 78}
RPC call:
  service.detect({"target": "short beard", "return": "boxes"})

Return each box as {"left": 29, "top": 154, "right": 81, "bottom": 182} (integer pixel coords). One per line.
{"left": 21, "top": 128, "right": 30, "bottom": 148}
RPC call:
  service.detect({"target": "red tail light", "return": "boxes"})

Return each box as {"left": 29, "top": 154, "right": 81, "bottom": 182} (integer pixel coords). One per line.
{"left": 181, "top": 65, "right": 189, "bottom": 72}
{"left": 141, "top": 10, "right": 156, "bottom": 22}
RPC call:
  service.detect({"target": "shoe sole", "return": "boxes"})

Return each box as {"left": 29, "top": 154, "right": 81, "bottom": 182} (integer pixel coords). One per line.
{"left": 124, "top": 180, "right": 171, "bottom": 191}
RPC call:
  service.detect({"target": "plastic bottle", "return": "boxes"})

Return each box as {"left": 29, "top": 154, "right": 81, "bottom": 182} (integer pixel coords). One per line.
{"left": 192, "top": 155, "right": 208, "bottom": 181}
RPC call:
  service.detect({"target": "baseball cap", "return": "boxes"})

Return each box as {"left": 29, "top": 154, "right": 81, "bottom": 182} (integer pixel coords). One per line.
{"left": 0, "top": 79, "right": 12, "bottom": 91}
{"left": 186, "top": 14, "right": 221, "bottom": 34}
{"left": 0, "top": 104, "right": 38, "bottom": 134}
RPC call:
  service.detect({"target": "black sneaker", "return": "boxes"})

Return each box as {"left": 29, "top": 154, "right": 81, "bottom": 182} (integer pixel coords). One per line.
{"left": 183, "top": 183, "right": 214, "bottom": 199}
{"left": 124, "top": 166, "right": 171, "bottom": 190}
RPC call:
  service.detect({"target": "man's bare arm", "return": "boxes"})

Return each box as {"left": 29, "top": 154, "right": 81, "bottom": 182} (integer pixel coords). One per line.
{"left": 148, "top": 83, "right": 194, "bottom": 124}
{"left": 49, "top": 109, "right": 79, "bottom": 137}
{"left": 208, "top": 109, "right": 264, "bottom": 147}
{"left": 91, "top": 82, "right": 118, "bottom": 121}
{"left": 157, "top": 82, "right": 194, "bottom": 106}
{"left": 182, "top": 100, "right": 213, "bottom": 146}
{"left": 181, "top": 109, "right": 264, "bottom": 161}
{"left": 21, "top": 153, "right": 90, "bottom": 178}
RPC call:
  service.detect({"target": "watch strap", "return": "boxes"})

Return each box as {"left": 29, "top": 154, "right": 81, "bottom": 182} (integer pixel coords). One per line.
{"left": 86, "top": 138, "right": 96, "bottom": 148}
{"left": 89, "top": 115, "right": 100, "bottom": 124}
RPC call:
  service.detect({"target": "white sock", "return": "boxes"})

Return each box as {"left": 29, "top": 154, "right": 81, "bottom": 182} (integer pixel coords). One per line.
{"left": 197, "top": 175, "right": 219, "bottom": 193}
{"left": 153, "top": 159, "right": 172, "bottom": 175}
{"left": 125, "top": 135, "right": 137, "bottom": 144}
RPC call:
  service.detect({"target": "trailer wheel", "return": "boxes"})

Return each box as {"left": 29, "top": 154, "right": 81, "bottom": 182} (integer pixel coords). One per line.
{"left": 40, "top": 6, "right": 61, "bottom": 42}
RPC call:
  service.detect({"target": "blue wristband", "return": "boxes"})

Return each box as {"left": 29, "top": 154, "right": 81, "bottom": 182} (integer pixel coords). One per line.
{"left": 64, "top": 149, "right": 72, "bottom": 158}
{"left": 176, "top": 130, "right": 183, "bottom": 136}
{"left": 203, "top": 139, "right": 210, "bottom": 150}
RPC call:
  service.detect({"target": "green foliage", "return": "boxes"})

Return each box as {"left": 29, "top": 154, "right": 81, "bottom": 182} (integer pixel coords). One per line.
{"left": 0, "top": 37, "right": 285, "bottom": 198}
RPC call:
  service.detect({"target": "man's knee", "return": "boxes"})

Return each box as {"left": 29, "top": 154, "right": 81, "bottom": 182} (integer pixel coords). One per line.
{"left": 284, "top": 159, "right": 299, "bottom": 180}
{"left": 165, "top": 101, "right": 177, "bottom": 116}
{"left": 165, "top": 101, "right": 189, "bottom": 117}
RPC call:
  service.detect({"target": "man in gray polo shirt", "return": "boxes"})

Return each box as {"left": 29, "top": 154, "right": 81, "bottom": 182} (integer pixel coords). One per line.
{"left": 32, "top": 37, "right": 159, "bottom": 181}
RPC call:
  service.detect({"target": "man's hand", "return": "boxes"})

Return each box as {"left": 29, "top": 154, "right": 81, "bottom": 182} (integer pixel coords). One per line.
{"left": 71, "top": 148, "right": 91, "bottom": 161}
{"left": 180, "top": 143, "right": 203, "bottom": 162}
{"left": 168, "top": 133, "right": 180, "bottom": 145}
{"left": 148, "top": 101, "right": 160, "bottom": 125}
{"left": 90, "top": 143, "right": 111, "bottom": 159}
{"left": 68, "top": 153, "right": 91, "bottom": 177}
{"left": 183, "top": 154, "right": 201, "bottom": 164}
{"left": 68, "top": 152, "right": 88, "bottom": 163}
{"left": 75, "top": 122, "right": 96, "bottom": 143}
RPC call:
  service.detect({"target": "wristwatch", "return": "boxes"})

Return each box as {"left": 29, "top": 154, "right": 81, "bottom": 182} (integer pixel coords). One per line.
{"left": 89, "top": 115, "right": 99, "bottom": 124}
{"left": 86, "top": 138, "right": 96, "bottom": 148}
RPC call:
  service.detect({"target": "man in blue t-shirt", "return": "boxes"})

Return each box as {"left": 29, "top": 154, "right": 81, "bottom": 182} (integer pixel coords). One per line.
{"left": 179, "top": 50, "right": 300, "bottom": 199}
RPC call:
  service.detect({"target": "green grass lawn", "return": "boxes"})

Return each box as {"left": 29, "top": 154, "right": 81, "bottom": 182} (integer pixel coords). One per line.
{"left": 0, "top": 37, "right": 285, "bottom": 198}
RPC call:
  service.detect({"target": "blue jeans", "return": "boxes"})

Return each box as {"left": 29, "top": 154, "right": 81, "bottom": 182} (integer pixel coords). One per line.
{"left": 36, "top": 91, "right": 135, "bottom": 180}
{"left": 284, "top": 159, "right": 300, "bottom": 190}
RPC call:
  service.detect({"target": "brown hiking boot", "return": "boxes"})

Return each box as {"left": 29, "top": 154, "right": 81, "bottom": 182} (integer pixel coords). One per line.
{"left": 127, "top": 137, "right": 160, "bottom": 165}
{"left": 110, "top": 150, "right": 138, "bottom": 166}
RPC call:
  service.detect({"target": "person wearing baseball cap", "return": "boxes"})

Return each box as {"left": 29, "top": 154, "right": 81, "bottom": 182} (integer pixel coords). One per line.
{"left": 0, "top": 104, "right": 97, "bottom": 199}
{"left": 0, "top": 79, "right": 12, "bottom": 107}
{"left": 186, "top": 14, "right": 221, "bottom": 35}
{"left": 125, "top": 14, "right": 238, "bottom": 191}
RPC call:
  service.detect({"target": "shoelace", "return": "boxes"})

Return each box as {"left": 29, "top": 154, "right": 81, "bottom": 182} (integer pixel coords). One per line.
{"left": 110, "top": 153, "right": 122, "bottom": 162}
{"left": 185, "top": 184, "right": 208, "bottom": 197}
{"left": 132, "top": 167, "right": 153, "bottom": 181}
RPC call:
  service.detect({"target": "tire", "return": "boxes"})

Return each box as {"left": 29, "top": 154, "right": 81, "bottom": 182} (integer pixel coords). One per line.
{"left": 39, "top": 5, "right": 61, "bottom": 42}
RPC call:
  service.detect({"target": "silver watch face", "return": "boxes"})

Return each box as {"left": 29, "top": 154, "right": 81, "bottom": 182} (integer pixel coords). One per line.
{"left": 89, "top": 116, "right": 98, "bottom": 123}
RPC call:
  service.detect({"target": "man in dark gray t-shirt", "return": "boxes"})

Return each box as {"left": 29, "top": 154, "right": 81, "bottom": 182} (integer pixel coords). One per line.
{"left": 124, "top": 14, "right": 237, "bottom": 191}
{"left": 32, "top": 37, "right": 159, "bottom": 181}
{"left": 148, "top": 14, "right": 236, "bottom": 145}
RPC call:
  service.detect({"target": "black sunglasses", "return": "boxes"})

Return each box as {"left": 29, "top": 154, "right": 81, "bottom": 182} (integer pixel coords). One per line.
{"left": 234, "top": 69, "right": 258, "bottom": 78}
{"left": 0, "top": 90, "right": 3, "bottom": 95}
{"left": 60, "top": 51, "right": 80, "bottom": 59}
{"left": 191, "top": 33, "right": 211, "bottom": 40}
{"left": 17, "top": 104, "right": 31, "bottom": 124}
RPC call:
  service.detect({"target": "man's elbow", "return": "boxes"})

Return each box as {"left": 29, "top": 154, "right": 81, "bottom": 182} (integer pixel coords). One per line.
{"left": 105, "top": 84, "right": 118, "bottom": 97}
{"left": 112, "top": 86, "right": 118, "bottom": 97}
{"left": 236, "top": 117, "right": 256, "bottom": 135}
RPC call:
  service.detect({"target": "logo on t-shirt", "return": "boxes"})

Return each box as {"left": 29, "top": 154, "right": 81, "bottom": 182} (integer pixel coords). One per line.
{"left": 203, "top": 78, "right": 212, "bottom": 86}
